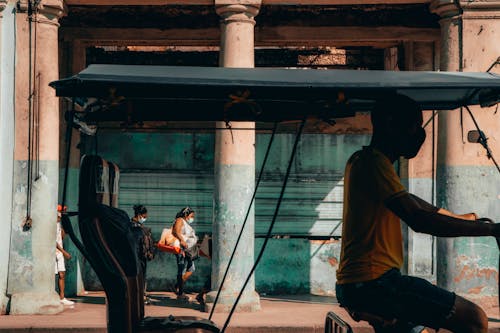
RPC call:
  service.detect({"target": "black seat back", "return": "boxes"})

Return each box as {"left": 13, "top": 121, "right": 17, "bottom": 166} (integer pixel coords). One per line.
{"left": 79, "top": 155, "right": 144, "bottom": 333}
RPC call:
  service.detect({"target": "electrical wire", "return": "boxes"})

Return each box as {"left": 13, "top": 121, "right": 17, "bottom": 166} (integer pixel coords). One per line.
{"left": 464, "top": 105, "right": 500, "bottom": 174}
{"left": 24, "top": 0, "right": 36, "bottom": 229}
{"left": 209, "top": 122, "right": 278, "bottom": 319}
{"left": 220, "top": 118, "right": 306, "bottom": 333}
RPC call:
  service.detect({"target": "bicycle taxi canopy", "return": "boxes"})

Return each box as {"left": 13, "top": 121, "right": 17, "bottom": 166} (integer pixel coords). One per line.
{"left": 50, "top": 64, "right": 500, "bottom": 122}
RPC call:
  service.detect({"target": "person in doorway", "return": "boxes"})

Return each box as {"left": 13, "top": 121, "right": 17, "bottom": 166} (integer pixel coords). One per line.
{"left": 55, "top": 204, "right": 74, "bottom": 306}
{"left": 131, "top": 204, "right": 155, "bottom": 305}
{"left": 335, "top": 94, "right": 500, "bottom": 333}
{"left": 172, "top": 207, "right": 204, "bottom": 302}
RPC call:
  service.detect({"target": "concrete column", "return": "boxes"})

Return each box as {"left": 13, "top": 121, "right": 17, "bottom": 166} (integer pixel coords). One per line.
{"left": 8, "top": 0, "right": 66, "bottom": 314}
{"left": 58, "top": 40, "right": 85, "bottom": 297}
{"left": 0, "top": 0, "right": 14, "bottom": 315}
{"left": 431, "top": 0, "right": 500, "bottom": 301}
{"left": 404, "top": 41, "right": 437, "bottom": 282}
{"left": 206, "top": 0, "right": 261, "bottom": 313}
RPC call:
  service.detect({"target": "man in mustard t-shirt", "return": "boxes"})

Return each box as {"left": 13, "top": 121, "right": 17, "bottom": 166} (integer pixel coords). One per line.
{"left": 336, "top": 95, "right": 500, "bottom": 333}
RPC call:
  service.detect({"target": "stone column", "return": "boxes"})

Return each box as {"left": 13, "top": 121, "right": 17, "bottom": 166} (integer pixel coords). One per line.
{"left": 205, "top": 0, "right": 261, "bottom": 313}
{"left": 0, "top": 0, "right": 14, "bottom": 315}
{"left": 431, "top": 0, "right": 500, "bottom": 301}
{"left": 58, "top": 40, "right": 86, "bottom": 297}
{"left": 8, "top": 0, "right": 66, "bottom": 314}
{"left": 403, "top": 41, "right": 437, "bottom": 282}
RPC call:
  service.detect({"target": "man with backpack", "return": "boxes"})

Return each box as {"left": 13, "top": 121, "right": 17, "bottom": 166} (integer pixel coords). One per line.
{"left": 131, "top": 204, "right": 155, "bottom": 305}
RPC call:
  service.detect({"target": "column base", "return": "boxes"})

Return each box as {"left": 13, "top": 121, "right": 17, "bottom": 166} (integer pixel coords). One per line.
{"left": 205, "top": 290, "right": 261, "bottom": 313}
{"left": 0, "top": 294, "right": 9, "bottom": 315}
{"left": 9, "top": 292, "right": 64, "bottom": 315}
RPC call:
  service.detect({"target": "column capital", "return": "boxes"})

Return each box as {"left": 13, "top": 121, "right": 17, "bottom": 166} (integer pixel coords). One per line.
{"left": 430, "top": 0, "right": 461, "bottom": 18}
{"left": 39, "top": 0, "right": 66, "bottom": 20}
{"left": 431, "top": 0, "right": 500, "bottom": 17}
{"left": 215, "top": 1, "right": 261, "bottom": 24}
{"left": 17, "top": 0, "right": 66, "bottom": 25}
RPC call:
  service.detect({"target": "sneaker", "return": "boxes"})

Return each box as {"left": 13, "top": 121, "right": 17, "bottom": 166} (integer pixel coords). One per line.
{"left": 60, "top": 298, "right": 75, "bottom": 306}
{"left": 195, "top": 293, "right": 205, "bottom": 306}
{"left": 177, "top": 294, "right": 190, "bottom": 301}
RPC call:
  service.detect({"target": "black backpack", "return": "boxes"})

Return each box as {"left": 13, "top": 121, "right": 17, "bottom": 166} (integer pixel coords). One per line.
{"left": 141, "top": 226, "right": 155, "bottom": 261}
{"left": 132, "top": 223, "right": 155, "bottom": 262}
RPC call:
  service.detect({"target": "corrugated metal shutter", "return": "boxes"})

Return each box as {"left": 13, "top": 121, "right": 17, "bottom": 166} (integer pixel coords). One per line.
{"left": 91, "top": 132, "right": 370, "bottom": 237}
{"left": 118, "top": 172, "right": 345, "bottom": 237}
{"left": 119, "top": 172, "right": 213, "bottom": 234}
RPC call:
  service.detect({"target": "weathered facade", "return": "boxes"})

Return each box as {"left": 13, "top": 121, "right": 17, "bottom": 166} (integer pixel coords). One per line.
{"left": 0, "top": 0, "right": 499, "bottom": 316}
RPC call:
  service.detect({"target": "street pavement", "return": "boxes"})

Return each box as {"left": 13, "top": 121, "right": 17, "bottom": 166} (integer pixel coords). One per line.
{"left": 0, "top": 292, "right": 499, "bottom": 332}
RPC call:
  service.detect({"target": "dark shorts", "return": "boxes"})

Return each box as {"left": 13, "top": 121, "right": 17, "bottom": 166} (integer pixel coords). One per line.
{"left": 176, "top": 254, "right": 195, "bottom": 274}
{"left": 336, "top": 269, "right": 456, "bottom": 331}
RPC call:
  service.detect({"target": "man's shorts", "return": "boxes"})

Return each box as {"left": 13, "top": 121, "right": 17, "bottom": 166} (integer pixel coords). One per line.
{"left": 336, "top": 268, "right": 456, "bottom": 331}
{"left": 55, "top": 252, "right": 66, "bottom": 274}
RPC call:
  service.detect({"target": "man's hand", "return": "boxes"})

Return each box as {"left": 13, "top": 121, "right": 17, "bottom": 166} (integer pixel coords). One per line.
{"left": 181, "top": 240, "right": 188, "bottom": 249}
{"left": 476, "top": 217, "right": 500, "bottom": 237}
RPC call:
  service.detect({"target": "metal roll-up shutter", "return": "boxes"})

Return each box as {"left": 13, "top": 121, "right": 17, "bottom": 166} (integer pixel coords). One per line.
{"left": 119, "top": 172, "right": 213, "bottom": 236}
{"left": 105, "top": 132, "right": 370, "bottom": 238}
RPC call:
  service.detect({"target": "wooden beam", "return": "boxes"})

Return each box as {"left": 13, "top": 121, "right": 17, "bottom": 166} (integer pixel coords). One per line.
{"left": 65, "top": 0, "right": 430, "bottom": 5}
{"left": 61, "top": 26, "right": 439, "bottom": 47}
{"left": 256, "top": 26, "right": 439, "bottom": 45}
{"left": 61, "top": 28, "right": 221, "bottom": 46}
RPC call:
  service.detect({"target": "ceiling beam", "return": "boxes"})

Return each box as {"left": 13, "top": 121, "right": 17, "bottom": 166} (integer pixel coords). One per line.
{"left": 65, "top": 0, "right": 430, "bottom": 5}
{"left": 61, "top": 26, "right": 439, "bottom": 47}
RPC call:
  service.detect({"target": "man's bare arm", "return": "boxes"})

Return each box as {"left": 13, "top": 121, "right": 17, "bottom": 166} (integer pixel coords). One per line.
{"left": 386, "top": 192, "right": 498, "bottom": 237}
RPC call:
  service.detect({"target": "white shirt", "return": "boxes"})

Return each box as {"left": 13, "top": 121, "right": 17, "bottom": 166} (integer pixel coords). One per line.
{"left": 56, "top": 221, "right": 63, "bottom": 255}
{"left": 181, "top": 218, "right": 198, "bottom": 249}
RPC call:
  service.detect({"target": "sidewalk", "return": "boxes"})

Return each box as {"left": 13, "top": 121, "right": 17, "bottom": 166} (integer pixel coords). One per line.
{"left": 0, "top": 292, "right": 499, "bottom": 333}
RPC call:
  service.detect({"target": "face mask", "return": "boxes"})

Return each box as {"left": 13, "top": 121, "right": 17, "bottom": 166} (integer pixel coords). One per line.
{"left": 401, "top": 127, "right": 426, "bottom": 159}
{"left": 139, "top": 217, "right": 147, "bottom": 224}
{"left": 186, "top": 217, "right": 194, "bottom": 224}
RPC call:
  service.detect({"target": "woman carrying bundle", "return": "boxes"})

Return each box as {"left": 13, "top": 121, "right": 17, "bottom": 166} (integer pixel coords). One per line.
{"left": 172, "top": 207, "right": 201, "bottom": 301}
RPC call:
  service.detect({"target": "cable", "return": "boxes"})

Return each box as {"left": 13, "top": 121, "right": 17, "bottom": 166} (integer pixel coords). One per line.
{"left": 431, "top": 111, "right": 436, "bottom": 275}
{"left": 486, "top": 56, "right": 500, "bottom": 73}
{"left": 24, "top": 0, "right": 35, "bottom": 231}
{"left": 61, "top": 103, "right": 75, "bottom": 209}
{"left": 220, "top": 118, "right": 306, "bottom": 333}
{"left": 33, "top": 5, "right": 39, "bottom": 181}
{"left": 209, "top": 122, "right": 278, "bottom": 319}
{"left": 464, "top": 105, "right": 500, "bottom": 174}
{"left": 422, "top": 111, "right": 437, "bottom": 130}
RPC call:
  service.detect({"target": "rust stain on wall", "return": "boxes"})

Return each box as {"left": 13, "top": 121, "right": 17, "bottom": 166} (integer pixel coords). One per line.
{"left": 453, "top": 255, "right": 498, "bottom": 283}
{"left": 310, "top": 239, "right": 340, "bottom": 245}
{"left": 467, "top": 286, "right": 485, "bottom": 295}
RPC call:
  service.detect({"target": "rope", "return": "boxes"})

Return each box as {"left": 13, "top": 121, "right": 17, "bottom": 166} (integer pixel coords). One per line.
{"left": 220, "top": 118, "right": 306, "bottom": 333}
{"left": 209, "top": 122, "right": 278, "bottom": 320}
{"left": 223, "top": 90, "right": 262, "bottom": 123}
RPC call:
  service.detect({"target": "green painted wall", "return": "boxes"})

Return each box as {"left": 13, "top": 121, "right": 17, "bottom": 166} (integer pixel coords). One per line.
{"left": 80, "top": 131, "right": 370, "bottom": 294}
{"left": 437, "top": 165, "right": 500, "bottom": 297}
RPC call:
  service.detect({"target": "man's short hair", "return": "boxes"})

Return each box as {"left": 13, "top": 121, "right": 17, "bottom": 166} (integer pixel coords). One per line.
{"left": 371, "top": 94, "right": 421, "bottom": 129}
